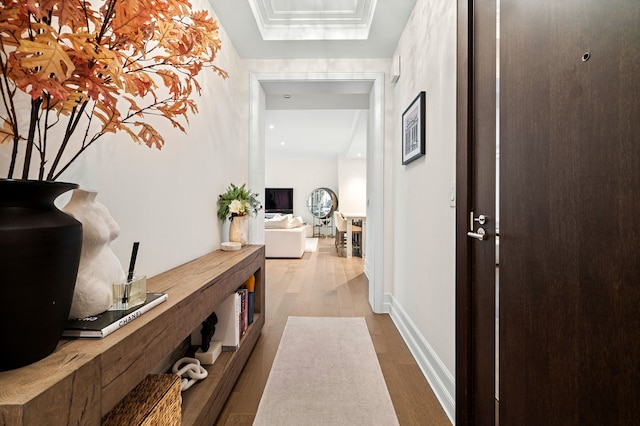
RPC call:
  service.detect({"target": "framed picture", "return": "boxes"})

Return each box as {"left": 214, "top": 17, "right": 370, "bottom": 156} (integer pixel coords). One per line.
{"left": 402, "top": 91, "right": 426, "bottom": 165}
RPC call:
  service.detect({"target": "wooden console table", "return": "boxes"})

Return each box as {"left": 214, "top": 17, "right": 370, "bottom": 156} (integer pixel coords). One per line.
{"left": 0, "top": 245, "right": 265, "bottom": 425}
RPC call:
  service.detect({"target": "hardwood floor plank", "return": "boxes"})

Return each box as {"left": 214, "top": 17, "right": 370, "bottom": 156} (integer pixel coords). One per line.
{"left": 214, "top": 238, "right": 450, "bottom": 425}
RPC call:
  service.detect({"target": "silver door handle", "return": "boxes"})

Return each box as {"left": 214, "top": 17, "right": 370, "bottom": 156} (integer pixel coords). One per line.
{"left": 467, "top": 228, "right": 487, "bottom": 241}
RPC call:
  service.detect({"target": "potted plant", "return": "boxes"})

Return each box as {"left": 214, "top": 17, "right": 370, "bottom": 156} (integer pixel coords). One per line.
{"left": 217, "top": 183, "right": 262, "bottom": 245}
{"left": 0, "top": 0, "right": 227, "bottom": 370}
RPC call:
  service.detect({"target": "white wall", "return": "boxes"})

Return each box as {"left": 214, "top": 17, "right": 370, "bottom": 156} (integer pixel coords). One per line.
{"left": 0, "top": 2, "right": 249, "bottom": 279}
{"left": 338, "top": 156, "right": 367, "bottom": 214}
{"left": 265, "top": 158, "right": 338, "bottom": 226}
{"left": 387, "top": 0, "right": 457, "bottom": 421}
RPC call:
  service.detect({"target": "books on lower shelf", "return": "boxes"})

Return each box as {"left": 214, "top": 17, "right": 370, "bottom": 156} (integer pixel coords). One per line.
{"left": 213, "top": 286, "right": 255, "bottom": 352}
{"left": 214, "top": 291, "right": 241, "bottom": 351}
{"left": 63, "top": 292, "right": 168, "bottom": 338}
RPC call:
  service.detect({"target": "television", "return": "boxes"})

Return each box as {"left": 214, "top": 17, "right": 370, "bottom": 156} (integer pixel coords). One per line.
{"left": 265, "top": 188, "right": 294, "bottom": 214}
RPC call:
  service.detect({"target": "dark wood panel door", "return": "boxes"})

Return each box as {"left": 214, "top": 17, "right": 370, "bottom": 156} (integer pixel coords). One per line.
{"left": 499, "top": 0, "right": 640, "bottom": 424}
{"left": 456, "top": 0, "right": 497, "bottom": 424}
{"left": 470, "top": 0, "right": 497, "bottom": 424}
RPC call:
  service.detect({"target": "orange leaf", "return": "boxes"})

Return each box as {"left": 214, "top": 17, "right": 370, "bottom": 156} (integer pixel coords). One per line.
{"left": 0, "top": 119, "right": 16, "bottom": 145}
{"left": 18, "top": 36, "right": 75, "bottom": 81}
{"left": 156, "top": 69, "right": 182, "bottom": 97}
{"left": 17, "top": 76, "right": 70, "bottom": 101}
{"left": 58, "top": 90, "right": 88, "bottom": 114}
{"left": 135, "top": 122, "right": 165, "bottom": 149}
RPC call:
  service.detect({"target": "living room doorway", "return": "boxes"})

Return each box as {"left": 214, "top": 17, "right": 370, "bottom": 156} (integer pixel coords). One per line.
{"left": 248, "top": 72, "right": 387, "bottom": 313}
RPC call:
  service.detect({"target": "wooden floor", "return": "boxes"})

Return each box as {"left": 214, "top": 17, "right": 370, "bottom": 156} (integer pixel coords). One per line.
{"left": 214, "top": 238, "right": 451, "bottom": 425}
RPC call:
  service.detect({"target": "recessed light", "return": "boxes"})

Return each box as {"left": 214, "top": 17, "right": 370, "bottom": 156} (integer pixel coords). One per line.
{"left": 269, "top": 125, "right": 275, "bottom": 130}
{"left": 357, "top": 153, "right": 362, "bottom": 157}
{"left": 280, "top": 141, "right": 286, "bottom": 146}
{"left": 283, "top": 95, "right": 291, "bottom": 99}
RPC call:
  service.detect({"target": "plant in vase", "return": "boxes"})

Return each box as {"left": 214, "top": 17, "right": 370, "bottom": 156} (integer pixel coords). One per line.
{"left": 0, "top": 0, "right": 227, "bottom": 370}
{"left": 217, "top": 183, "right": 262, "bottom": 245}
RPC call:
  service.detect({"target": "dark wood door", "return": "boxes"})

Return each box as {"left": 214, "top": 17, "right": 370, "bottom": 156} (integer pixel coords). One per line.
{"left": 458, "top": 0, "right": 640, "bottom": 424}
{"left": 470, "top": 0, "right": 498, "bottom": 424}
{"left": 456, "top": 0, "right": 497, "bottom": 424}
{"left": 499, "top": 0, "right": 640, "bottom": 424}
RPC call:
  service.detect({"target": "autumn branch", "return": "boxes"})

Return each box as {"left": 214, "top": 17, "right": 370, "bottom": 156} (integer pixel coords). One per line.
{"left": 0, "top": 0, "right": 228, "bottom": 181}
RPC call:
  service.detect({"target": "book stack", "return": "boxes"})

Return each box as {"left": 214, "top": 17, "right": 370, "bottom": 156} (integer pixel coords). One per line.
{"left": 210, "top": 275, "right": 256, "bottom": 351}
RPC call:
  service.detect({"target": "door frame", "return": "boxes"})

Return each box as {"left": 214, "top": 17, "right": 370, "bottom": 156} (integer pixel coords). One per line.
{"left": 455, "top": 0, "right": 474, "bottom": 422}
{"left": 456, "top": 0, "right": 498, "bottom": 423}
{"left": 248, "top": 72, "right": 387, "bottom": 313}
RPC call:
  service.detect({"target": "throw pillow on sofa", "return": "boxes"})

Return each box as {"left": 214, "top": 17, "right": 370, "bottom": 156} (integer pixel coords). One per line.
{"left": 265, "top": 214, "right": 290, "bottom": 229}
{"left": 288, "top": 216, "right": 304, "bottom": 228}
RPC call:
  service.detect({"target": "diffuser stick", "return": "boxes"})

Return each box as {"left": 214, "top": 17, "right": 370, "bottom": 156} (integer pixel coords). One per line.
{"left": 127, "top": 242, "right": 139, "bottom": 282}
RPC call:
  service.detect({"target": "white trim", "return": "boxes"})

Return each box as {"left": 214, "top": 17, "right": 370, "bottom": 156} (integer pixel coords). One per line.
{"left": 249, "top": 71, "right": 386, "bottom": 314}
{"left": 388, "top": 294, "right": 456, "bottom": 424}
{"left": 367, "top": 73, "right": 384, "bottom": 313}
{"left": 382, "top": 292, "right": 393, "bottom": 314}
{"left": 249, "top": 74, "right": 266, "bottom": 245}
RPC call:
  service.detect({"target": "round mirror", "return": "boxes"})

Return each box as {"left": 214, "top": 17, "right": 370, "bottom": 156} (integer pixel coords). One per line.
{"left": 307, "top": 187, "right": 338, "bottom": 219}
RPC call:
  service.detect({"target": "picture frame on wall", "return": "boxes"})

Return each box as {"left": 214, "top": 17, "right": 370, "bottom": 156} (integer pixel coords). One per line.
{"left": 401, "top": 91, "right": 426, "bottom": 165}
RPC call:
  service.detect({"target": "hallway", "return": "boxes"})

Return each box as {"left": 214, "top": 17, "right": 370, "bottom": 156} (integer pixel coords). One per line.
{"left": 216, "top": 238, "right": 451, "bottom": 425}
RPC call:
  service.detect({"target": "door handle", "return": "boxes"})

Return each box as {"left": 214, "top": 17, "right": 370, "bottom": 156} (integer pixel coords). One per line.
{"left": 468, "top": 211, "right": 488, "bottom": 240}
{"left": 467, "top": 228, "right": 487, "bottom": 241}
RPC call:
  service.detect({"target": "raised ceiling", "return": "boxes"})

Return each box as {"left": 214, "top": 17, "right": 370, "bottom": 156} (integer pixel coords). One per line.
{"left": 248, "top": 0, "right": 376, "bottom": 41}
{"left": 208, "top": 0, "right": 417, "bottom": 59}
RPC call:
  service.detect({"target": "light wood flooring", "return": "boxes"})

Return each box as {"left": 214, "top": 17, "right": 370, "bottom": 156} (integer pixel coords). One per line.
{"left": 214, "top": 238, "right": 451, "bottom": 425}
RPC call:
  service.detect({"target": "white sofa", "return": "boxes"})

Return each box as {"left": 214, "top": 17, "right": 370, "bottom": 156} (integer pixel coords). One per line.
{"left": 265, "top": 226, "right": 306, "bottom": 258}
{"left": 264, "top": 214, "right": 306, "bottom": 258}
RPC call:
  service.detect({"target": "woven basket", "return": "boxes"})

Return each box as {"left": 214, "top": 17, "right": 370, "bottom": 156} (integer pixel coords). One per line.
{"left": 102, "top": 374, "right": 181, "bottom": 426}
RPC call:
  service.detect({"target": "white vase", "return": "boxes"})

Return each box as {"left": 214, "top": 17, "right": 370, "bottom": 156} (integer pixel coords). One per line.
{"left": 63, "top": 189, "right": 125, "bottom": 318}
{"left": 229, "top": 215, "right": 248, "bottom": 246}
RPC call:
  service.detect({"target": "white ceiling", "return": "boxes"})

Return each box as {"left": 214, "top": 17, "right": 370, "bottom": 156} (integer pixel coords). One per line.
{"left": 208, "top": 0, "right": 417, "bottom": 59}
{"left": 263, "top": 80, "right": 371, "bottom": 160}
{"left": 207, "top": 0, "right": 416, "bottom": 160}
{"left": 265, "top": 109, "right": 367, "bottom": 160}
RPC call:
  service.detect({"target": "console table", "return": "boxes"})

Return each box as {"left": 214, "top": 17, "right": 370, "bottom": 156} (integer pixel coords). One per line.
{"left": 0, "top": 245, "right": 265, "bottom": 425}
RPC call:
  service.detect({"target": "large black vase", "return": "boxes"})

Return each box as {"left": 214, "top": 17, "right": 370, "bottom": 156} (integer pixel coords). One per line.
{"left": 0, "top": 179, "right": 82, "bottom": 371}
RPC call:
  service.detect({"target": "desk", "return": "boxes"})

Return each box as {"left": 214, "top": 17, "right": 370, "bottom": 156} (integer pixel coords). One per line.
{"left": 341, "top": 213, "right": 366, "bottom": 259}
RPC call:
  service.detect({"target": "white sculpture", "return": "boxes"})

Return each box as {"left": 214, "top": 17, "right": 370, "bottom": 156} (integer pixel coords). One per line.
{"left": 63, "top": 189, "right": 125, "bottom": 318}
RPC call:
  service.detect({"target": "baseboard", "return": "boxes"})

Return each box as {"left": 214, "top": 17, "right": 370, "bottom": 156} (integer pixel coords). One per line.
{"left": 388, "top": 296, "right": 455, "bottom": 424}
{"left": 382, "top": 292, "right": 393, "bottom": 314}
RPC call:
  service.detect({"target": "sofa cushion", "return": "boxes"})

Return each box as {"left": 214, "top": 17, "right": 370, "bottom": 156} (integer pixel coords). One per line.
{"left": 265, "top": 214, "right": 290, "bottom": 229}
{"left": 289, "top": 216, "right": 304, "bottom": 228}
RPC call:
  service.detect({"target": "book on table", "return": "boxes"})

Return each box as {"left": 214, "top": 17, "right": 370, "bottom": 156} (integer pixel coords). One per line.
{"left": 63, "top": 292, "right": 168, "bottom": 338}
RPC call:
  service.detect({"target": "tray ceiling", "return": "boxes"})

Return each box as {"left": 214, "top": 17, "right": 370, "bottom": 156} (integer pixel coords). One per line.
{"left": 208, "top": 0, "right": 417, "bottom": 59}
{"left": 248, "top": 0, "right": 376, "bottom": 40}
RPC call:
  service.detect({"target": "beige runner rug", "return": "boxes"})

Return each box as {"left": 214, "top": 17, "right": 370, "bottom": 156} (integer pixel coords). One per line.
{"left": 253, "top": 316, "right": 400, "bottom": 426}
